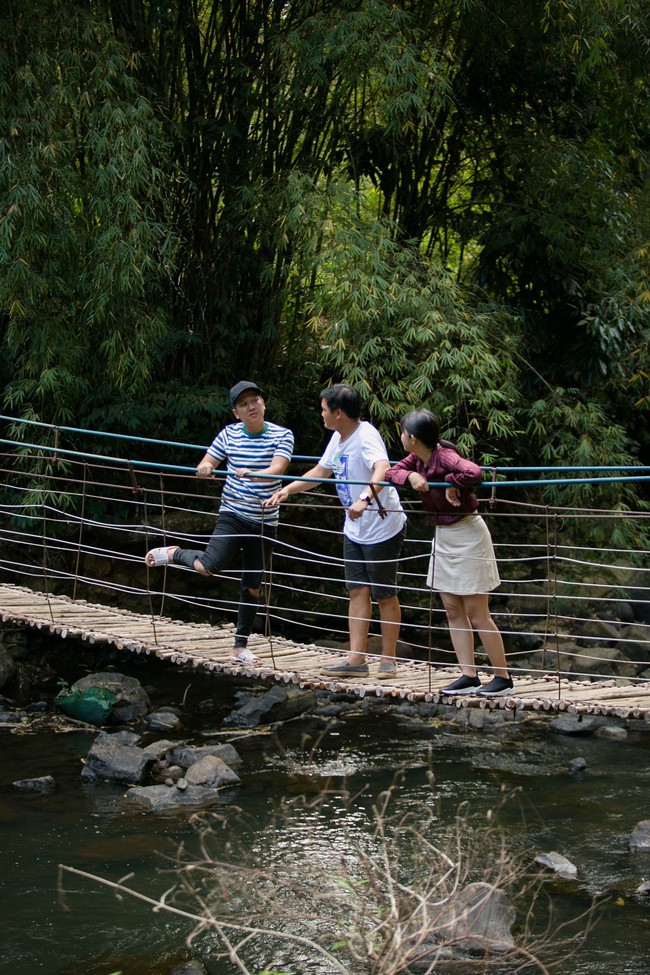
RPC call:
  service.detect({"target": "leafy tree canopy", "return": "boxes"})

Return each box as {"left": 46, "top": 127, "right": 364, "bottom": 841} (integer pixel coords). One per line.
{"left": 0, "top": 0, "right": 175, "bottom": 428}
{"left": 0, "top": 0, "right": 648, "bottom": 519}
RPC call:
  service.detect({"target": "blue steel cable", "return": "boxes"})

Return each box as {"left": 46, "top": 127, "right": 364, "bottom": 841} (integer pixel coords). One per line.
{"left": 1, "top": 413, "right": 649, "bottom": 474}
{"left": 3, "top": 436, "right": 650, "bottom": 488}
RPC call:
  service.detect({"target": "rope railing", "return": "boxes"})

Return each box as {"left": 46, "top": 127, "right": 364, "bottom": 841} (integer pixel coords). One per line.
{"left": 0, "top": 422, "right": 647, "bottom": 687}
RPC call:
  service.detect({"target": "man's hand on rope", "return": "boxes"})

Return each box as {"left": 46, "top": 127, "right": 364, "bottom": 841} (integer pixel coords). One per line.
{"left": 262, "top": 488, "right": 289, "bottom": 506}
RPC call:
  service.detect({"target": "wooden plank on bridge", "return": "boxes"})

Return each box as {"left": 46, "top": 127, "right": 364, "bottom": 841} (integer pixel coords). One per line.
{"left": 1, "top": 583, "right": 649, "bottom": 721}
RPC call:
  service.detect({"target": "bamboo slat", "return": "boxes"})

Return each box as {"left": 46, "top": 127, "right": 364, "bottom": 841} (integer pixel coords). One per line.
{"left": 1, "top": 583, "right": 650, "bottom": 720}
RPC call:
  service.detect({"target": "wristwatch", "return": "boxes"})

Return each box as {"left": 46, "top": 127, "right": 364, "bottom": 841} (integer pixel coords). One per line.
{"left": 359, "top": 491, "right": 373, "bottom": 503}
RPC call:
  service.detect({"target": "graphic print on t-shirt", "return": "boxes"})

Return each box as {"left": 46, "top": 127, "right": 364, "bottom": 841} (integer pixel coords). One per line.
{"left": 332, "top": 450, "right": 352, "bottom": 508}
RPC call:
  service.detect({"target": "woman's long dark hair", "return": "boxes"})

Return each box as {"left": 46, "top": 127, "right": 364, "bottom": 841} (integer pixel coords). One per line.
{"left": 401, "top": 409, "right": 458, "bottom": 451}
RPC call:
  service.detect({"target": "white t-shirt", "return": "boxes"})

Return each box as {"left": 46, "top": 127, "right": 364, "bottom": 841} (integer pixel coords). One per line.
{"left": 320, "top": 421, "right": 406, "bottom": 544}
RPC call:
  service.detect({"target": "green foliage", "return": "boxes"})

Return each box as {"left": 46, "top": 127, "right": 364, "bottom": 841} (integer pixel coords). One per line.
{"left": 0, "top": 0, "right": 647, "bottom": 532}
{"left": 520, "top": 388, "right": 649, "bottom": 549}
{"left": 474, "top": 132, "right": 650, "bottom": 394}
{"left": 0, "top": 0, "right": 175, "bottom": 425}
{"left": 0, "top": 416, "right": 78, "bottom": 521}
{"left": 302, "top": 188, "right": 520, "bottom": 460}
{"left": 466, "top": 0, "right": 650, "bottom": 447}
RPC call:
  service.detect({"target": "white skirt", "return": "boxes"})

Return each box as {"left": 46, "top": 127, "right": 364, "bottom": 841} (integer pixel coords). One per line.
{"left": 427, "top": 514, "right": 500, "bottom": 595}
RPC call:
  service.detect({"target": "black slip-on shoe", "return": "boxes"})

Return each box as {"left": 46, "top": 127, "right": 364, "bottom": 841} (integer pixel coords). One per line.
{"left": 440, "top": 675, "right": 481, "bottom": 695}
{"left": 477, "top": 676, "right": 514, "bottom": 697}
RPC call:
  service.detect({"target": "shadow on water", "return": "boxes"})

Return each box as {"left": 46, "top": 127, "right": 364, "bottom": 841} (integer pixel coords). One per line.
{"left": 2, "top": 659, "right": 650, "bottom": 974}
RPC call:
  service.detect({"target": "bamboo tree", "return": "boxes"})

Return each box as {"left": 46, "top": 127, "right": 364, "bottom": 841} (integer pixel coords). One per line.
{"left": 0, "top": 0, "right": 175, "bottom": 427}
{"left": 1, "top": 0, "right": 647, "bottom": 481}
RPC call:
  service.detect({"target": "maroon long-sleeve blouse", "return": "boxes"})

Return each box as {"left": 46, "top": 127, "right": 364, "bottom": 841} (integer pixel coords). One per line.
{"left": 384, "top": 446, "right": 483, "bottom": 525}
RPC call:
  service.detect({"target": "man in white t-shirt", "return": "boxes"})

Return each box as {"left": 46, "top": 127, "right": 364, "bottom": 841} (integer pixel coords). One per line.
{"left": 264, "top": 384, "right": 406, "bottom": 679}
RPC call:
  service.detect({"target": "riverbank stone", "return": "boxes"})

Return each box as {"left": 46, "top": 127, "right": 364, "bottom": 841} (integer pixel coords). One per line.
{"left": 630, "top": 821, "right": 650, "bottom": 851}
{"left": 81, "top": 731, "right": 151, "bottom": 784}
{"left": 125, "top": 782, "right": 233, "bottom": 813}
{"left": 410, "top": 881, "right": 516, "bottom": 965}
{"left": 111, "top": 730, "right": 142, "bottom": 746}
{"left": 222, "top": 685, "right": 316, "bottom": 728}
{"left": 317, "top": 702, "right": 351, "bottom": 717}
{"left": 143, "top": 738, "right": 178, "bottom": 761}
{"left": 595, "top": 723, "right": 628, "bottom": 740}
{"left": 170, "top": 961, "right": 208, "bottom": 975}
{"left": 25, "top": 700, "right": 48, "bottom": 714}
{"left": 146, "top": 709, "right": 182, "bottom": 731}
{"left": 71, "top": 672, "right": 150, "bottom": 722}
{"left": 13, "top": 775, "right": 56, "bottom": 791}
{"left": 167, "top": 743, "right": 242, "bottom": 770}
{"left": 549, "top": 714, "right": 602, "bottom": 735}
{"left": 574, "top": 646, "right": 637, "bottom": 679}
{"left": 630, "top": 581, "right": 650, "bottom": 624}
{"left": 184, "top": 755, "right": 241, "bottom": 788}
{"left": 418, "top": 703, "right": 439, "bottom": 719}
{"left": 535, "top": 851, "right": 578, "bottom": 879}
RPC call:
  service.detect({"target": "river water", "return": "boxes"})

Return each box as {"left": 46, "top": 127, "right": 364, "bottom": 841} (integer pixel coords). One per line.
{"left": 2, "top": 659, "right": 649, "bottom": 975}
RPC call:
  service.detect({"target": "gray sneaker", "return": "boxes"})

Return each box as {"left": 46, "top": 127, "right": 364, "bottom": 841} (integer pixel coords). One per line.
{"left": 377, "top": 662, "right": 397, "bottom": 680}
{"left": 320, "top": 661, "right": 369, "bottom": 678}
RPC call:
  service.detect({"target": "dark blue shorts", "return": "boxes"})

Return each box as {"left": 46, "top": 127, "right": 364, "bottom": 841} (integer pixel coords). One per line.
{"left": 343, "top": 526, "right": 405, "bottom": 600}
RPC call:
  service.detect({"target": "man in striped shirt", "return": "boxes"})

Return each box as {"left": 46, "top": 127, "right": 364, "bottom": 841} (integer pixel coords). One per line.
{"left": 145, "top": 381, "right": 294, "bottom": 664}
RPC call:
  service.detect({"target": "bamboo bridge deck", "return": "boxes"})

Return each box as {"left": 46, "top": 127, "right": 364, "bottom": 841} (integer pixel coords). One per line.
{"left": 2, "top": 583, "right": 650, "bottom": 722}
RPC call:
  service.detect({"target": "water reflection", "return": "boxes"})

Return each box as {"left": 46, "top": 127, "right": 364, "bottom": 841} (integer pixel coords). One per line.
{"left": 2, "top": 671, "right": 650, "bottom": 975}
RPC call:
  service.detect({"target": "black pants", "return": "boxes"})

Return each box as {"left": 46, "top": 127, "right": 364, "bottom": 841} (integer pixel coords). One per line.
{"left": 172, "top": 510, "right": 277, "bottom": 644}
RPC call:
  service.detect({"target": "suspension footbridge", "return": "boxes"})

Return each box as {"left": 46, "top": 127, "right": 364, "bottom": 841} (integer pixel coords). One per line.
{"left": 1, "top": 583, "right": 649, "bottom": 719}
{"left": 0, "top": 416, "right": 649, "bottom": 721}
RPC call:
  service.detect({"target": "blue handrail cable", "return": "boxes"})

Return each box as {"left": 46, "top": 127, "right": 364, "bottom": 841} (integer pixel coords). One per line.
{"left": 0, "top": 415, "right": 650, "bottom": 488}
{"left": 1, "top": 436, "right": 650, "bottom": 490}
{"left": 1, "top": 414, "right": 649, "bottom": 476}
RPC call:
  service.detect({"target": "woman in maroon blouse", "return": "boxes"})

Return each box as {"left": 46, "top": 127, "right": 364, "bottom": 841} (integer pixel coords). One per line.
{"left": 385, "top": 409, "right": 513, "bottom": 697}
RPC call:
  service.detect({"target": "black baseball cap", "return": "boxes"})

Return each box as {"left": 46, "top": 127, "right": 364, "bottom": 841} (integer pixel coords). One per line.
{"left": 229, "top": 380, "right": 263, "bottom": 406}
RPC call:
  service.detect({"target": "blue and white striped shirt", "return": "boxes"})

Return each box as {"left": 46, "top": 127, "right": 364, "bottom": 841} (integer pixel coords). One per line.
{"left": 206, "top": 421, "right": 294, "bottom": 524}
